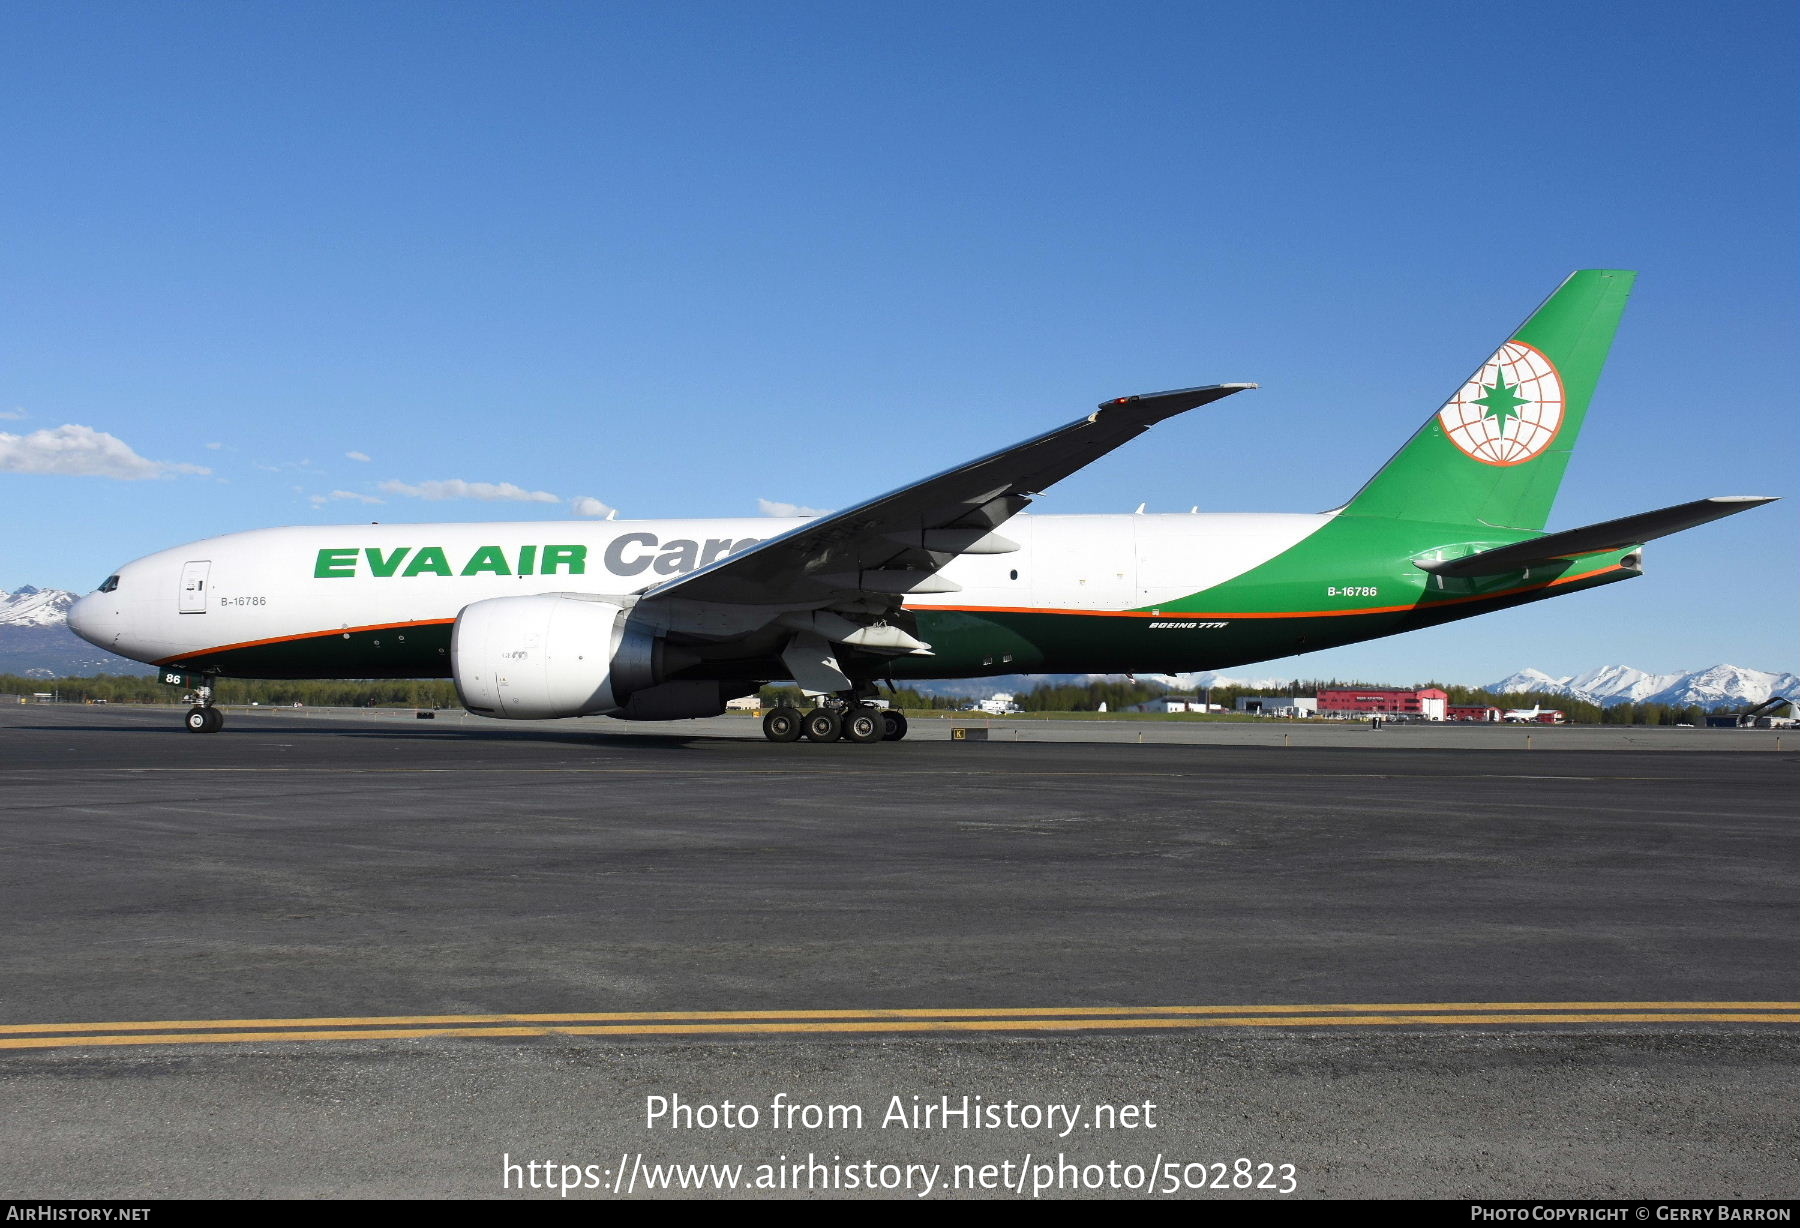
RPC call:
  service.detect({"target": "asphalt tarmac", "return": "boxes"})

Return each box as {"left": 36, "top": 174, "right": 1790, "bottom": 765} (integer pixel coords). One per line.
{"left": 2, "top": 704, "right": 1794, "bottom": 1199}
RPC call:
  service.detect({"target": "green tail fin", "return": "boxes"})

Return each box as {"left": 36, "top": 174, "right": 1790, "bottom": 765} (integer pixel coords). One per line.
{"left": 1342, "top": 269, "right": 1636, "bottom": 531}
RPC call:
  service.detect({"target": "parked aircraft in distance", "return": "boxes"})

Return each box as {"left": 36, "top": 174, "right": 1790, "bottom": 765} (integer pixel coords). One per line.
{"left": 1502, "top": 705, "right": 1567, "bottom": 724}
{"left": 68, "top": 271, "right": 1776, "bottom": 742}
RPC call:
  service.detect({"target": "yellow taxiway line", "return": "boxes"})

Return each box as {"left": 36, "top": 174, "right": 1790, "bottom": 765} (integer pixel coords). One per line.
{"left": 2, "top": 1002, "right": 1794, "bottom": 1052}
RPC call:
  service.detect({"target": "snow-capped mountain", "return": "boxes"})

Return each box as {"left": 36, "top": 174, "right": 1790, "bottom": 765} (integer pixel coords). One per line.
{"left": 1489, "top": 667, "right": 1565, "bottom": 695}
{"left": 1490, "top": 665, "right": 1670, "bottom": 704}
{"left": 0, "top": 585, "right": 76, "bottom": 628}
{"left": 1646, "top": 665, "right": 1800, "bottom": 708}
{"left": 0, "top": 585, "right": 151, "bottom": 677}
{"left": 1488, "top": 664, "right": 1800, "bottom": 708}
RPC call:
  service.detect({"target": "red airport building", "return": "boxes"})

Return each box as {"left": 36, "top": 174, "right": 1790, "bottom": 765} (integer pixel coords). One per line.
{"left": 1446, "top": 705, "right": 1502, "bottom": 722}
{"left": 1315, "top": 687, "right": 1449, "bottom": 720}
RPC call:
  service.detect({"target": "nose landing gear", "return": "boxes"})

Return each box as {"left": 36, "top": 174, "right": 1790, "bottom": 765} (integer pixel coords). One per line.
{"left": 182, "top": 681, "right": 223, "bottom": 733}
{"left": 185, "top": 706, "right": 224, "bottom": 733}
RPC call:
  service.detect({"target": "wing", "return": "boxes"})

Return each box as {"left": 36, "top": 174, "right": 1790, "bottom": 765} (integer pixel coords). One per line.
{"left": 630, "top": 382, "right": 1254, "bottom": 690}
{"left": 644, "top": 383, "right": 1255, "bottom": 608}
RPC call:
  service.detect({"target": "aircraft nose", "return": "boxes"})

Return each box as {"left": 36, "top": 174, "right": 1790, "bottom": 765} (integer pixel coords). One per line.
{"left": 66, "top": 592, "right": 117, "bottom": 649}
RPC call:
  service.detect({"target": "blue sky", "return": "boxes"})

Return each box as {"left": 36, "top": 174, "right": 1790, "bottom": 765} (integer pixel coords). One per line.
{"left": 4, "top": 0, "right": 1794, "bottom": 683}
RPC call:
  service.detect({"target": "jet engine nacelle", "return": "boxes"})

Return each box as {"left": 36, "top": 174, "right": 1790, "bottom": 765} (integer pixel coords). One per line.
{"left": 452, "top": 593, "right": 720, "bottom": 721}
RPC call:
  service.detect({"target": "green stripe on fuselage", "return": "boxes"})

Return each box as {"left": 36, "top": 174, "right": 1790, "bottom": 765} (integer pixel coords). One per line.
{"left": 1130, "top": 512, "right": 1587, "bottom": 617}
{"left": 897, "top": 557, "right": 1633, "bottom": 679}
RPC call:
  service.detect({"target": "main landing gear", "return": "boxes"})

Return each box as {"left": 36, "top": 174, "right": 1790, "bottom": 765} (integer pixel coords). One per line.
{"left": 183, "top": 682, "right": 223, "bottom": 733}
{"left": 761, "top": 699, "right": 909, "bottom": 744}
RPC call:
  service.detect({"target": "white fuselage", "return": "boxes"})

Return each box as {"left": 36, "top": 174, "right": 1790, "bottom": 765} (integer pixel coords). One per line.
{"left": 69, "top": 511, "right": 1331, "bottom": 671}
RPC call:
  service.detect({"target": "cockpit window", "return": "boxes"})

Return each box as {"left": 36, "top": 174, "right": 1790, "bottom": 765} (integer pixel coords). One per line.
{"left": 98, "top": 575, "right": 120, "bottom": 593}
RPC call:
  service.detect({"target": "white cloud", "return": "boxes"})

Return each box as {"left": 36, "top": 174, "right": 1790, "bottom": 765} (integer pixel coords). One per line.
{"left": 0, "top": 407, "right": 28, "bottom": 421}
{"left": 758, "top": 498, "right": 832, "bottom": 518}
{"left": 378, "top": 478, "right": 561, "bottom": 504}
{"left": 569, "top": 495, "right": 615, "bottom": 517}
{"left": 345, "top": 450, "right": 371, "bottom": 462}
{"left": 309, "top": 489, "right": 385, "bottom": 507}
{"left": 0, "top": 424, "right": 210, "bottom": 479}
{"left": 204, "top": 442, "right": 225, "bottom": 450}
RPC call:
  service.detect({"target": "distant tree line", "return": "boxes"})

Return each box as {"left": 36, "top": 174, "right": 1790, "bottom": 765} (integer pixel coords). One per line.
{"left": 758, "top": 685, "right": 967, "bottom": 710}
{"left": 1012, "top": 679, "right": 1170, "bottom": 712}
{"left": 2, "top": 673, "right": 1720, "bottom": 726}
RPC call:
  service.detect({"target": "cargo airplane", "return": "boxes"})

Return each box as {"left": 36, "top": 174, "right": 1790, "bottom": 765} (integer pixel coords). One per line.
{"left": 68, "top": 271, "right": 1775, "bottom": 742}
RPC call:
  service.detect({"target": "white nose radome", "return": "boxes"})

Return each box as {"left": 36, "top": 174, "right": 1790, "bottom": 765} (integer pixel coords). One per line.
{"left": 66, "top": 592, "right": 117, "bottom": 649}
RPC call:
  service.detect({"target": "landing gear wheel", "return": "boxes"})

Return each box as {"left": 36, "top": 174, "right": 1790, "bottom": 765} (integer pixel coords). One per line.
{"left": 186, "top": 706, "right": 223, "bottom": 733}
{"left": 801, "top": 708, "right": 842, "bottom": 742}
{"left": 762, "top": 706, "right": 803, "bottom": 743}
{"left": 840, "top": 707, "right": 883, "bottom": 744}
{"left": 880, "top": 710, "right": 909, "bottom": 741}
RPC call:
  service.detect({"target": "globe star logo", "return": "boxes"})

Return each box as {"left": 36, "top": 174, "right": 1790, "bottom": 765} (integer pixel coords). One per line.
{"left": 1436, "top": 340, "right": 1565, "bottom": 466}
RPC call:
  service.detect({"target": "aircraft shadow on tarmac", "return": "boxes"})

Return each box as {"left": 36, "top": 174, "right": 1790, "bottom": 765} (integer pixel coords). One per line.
{"left": 15, "top": 720, "right": 731, "bottom": 751}
{"left": 330, "top": 726, "right": 728, "bottom": 751}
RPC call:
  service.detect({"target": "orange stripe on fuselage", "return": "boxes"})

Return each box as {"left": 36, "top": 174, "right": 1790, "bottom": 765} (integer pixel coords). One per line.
{"left": 154, "top": 618, "right": 457, "bottom": 667}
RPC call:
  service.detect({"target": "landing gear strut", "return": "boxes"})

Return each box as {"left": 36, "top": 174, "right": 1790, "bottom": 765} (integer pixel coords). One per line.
{"left": 183, "top": 682, "right": 223, "bottom": 733}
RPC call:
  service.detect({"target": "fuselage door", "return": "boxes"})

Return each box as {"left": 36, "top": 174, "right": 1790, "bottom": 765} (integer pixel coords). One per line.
{"left": 179, "top": 560, "right": 211, "bottom": 613}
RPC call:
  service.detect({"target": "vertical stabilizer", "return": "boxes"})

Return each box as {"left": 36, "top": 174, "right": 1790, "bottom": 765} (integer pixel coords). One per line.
{"left": 1342, "top": 269, "right": 1635, "bottom": 530}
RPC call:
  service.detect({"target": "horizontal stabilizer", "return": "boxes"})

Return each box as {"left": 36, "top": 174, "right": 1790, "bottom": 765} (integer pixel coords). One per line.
{"left": 1417, "top": 496, "right": 1779, "bottom": 577}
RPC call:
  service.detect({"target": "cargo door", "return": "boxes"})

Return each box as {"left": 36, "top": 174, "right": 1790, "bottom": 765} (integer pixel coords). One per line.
{"left": 178, "top": 560, "right": 211, "bottom": 613}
